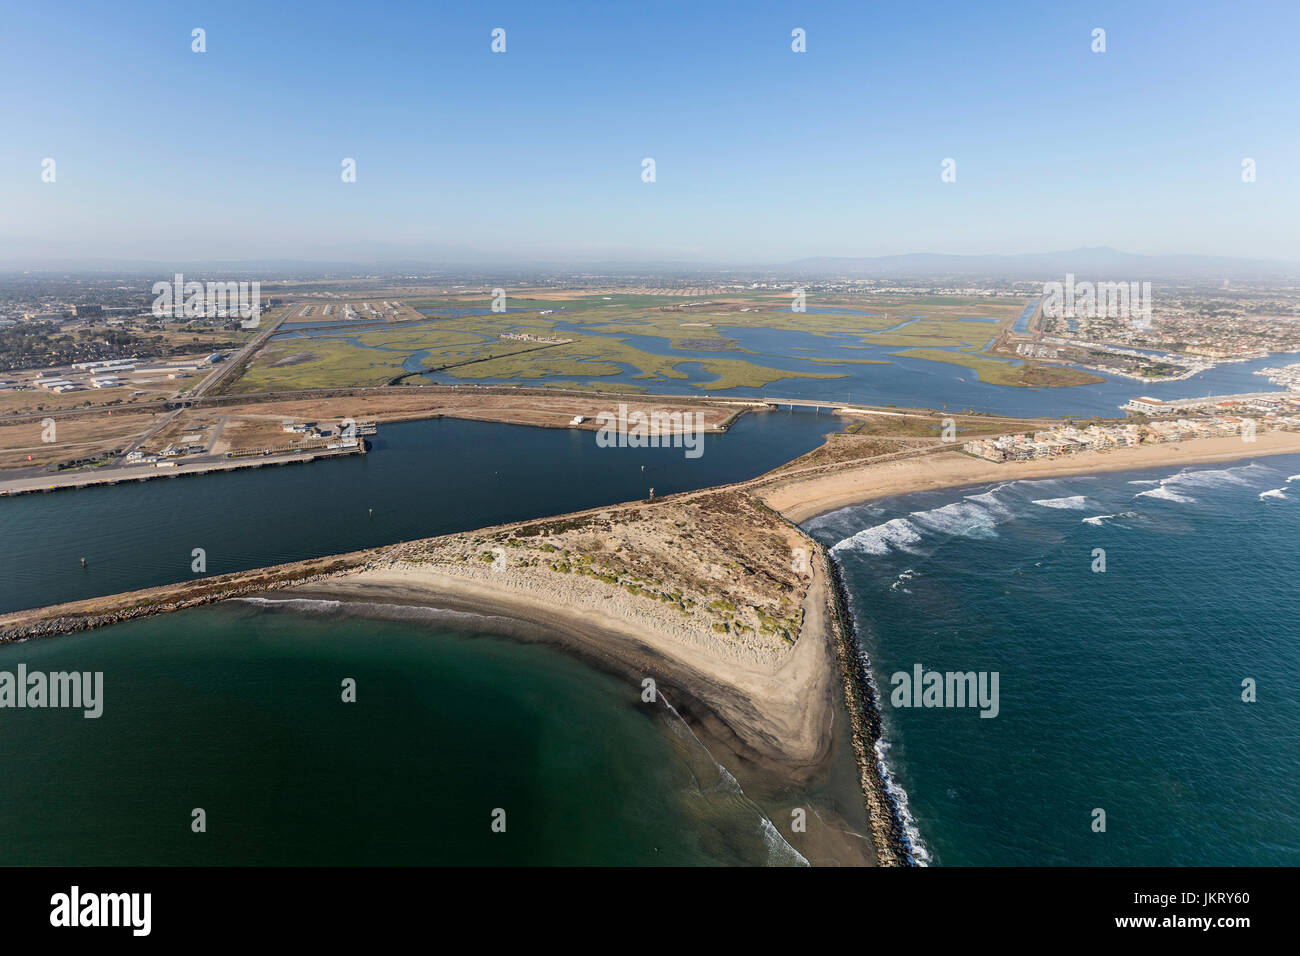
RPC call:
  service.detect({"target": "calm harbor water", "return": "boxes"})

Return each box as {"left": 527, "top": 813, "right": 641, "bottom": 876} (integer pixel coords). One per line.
{"left": 806, "top": 453, "right": 1300, "bottom": 865}
{"left": 1, "top": 408, "right": 840, "bottom": 614}
{"left": 0, "top": 602, "right": 800, "bottom": 865}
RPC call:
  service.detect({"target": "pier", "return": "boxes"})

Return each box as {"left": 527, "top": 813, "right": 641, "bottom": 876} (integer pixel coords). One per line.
{"left": 0, "top": 442, "right": 366, "bottom": 498}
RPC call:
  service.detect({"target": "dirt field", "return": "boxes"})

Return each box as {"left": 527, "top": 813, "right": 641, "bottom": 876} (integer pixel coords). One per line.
{"left": 0, "top": 410, "right": 162, "bottom": 469}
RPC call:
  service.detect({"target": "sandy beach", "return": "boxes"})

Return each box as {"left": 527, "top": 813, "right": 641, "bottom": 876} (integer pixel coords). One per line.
{"left": 286, "top": 556, "right": 877, "bottom": 866}
{"left": 11, "top": 428, "right": 1297, "bottom": 867}
{"left": 762, "top": 430, "right": 1300, "bottom": 524}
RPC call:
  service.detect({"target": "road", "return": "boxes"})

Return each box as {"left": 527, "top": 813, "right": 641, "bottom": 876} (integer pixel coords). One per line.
{"left": 188, "top": 308, "right": 288, "bottom": 398}
{"left": 107, "top": 309, "right": 290, "bottom": 467}
{"left": 0, "top": 443, "right": 364, "bottom": 496}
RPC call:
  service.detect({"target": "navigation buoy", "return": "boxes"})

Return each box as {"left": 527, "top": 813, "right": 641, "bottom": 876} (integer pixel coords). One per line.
{"left": 369, "top": 508, "right": 373, "bottom": 519}
{"left": 80, "top": 557, "right": 87, "bottom": 568}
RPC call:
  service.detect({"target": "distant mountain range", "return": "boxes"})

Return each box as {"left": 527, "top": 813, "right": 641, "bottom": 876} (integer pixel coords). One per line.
{"left": 786, "top": 247, "right": 1299, "bottom": 279}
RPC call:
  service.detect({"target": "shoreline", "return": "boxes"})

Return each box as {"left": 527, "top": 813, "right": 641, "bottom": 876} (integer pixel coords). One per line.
{"left": 763, "top": 429, "right": 1300, "bottom": 868}
{"left": 816, "top": 547, "right": 910, "bottom": 865}
{"left": 0, "top": 490, "right": 881, "bottom": 866}
{"left": 762, "top": 430, "right": 1300, "bottom": 524}
{"left": 269, "top": 564, "right": 878, "bottom": 867}
{"left": 7, "top": 431, "right": 1298, "bottom": 867}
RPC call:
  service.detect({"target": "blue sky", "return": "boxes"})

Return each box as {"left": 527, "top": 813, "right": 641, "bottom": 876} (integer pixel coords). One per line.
{"left": 2, "top": 0, "right": 1298, "bottom": 265}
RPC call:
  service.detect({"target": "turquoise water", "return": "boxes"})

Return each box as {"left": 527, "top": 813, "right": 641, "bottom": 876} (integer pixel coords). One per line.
{"left": 806, "top": 453, "right": 1300, "bottom": 865}
{"left": 0, "top": 601, "right": 803, "bottom": 866}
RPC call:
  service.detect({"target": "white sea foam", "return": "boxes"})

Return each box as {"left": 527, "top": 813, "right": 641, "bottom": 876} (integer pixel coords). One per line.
{"left": 1135, "top": 485, "right": 1196, "bottom": 504}
{"left": 842, "top": 644, "right": 930, "bottom": 867}
{"left": 831, "top": 517, "right": 924, "bottom": 556}
{"left": 1132, "top": 464, "right": 1266, "bottom": 506}
{"left": 833, "top": 481, "right": 1063, "bottom": 556}
{"left": 1287, "top": 474, "right": 1300, "bottom": 483}
{"left": 889, "top": 568, "right": 918, "bottom": 593}
{"left": 1174, "top": 464, "right": 1261, "bottom": 488}
{"left": 907, "top": 492, "right": 1010, "bottom": 539}
{"left": 234, "top": 597, "right": 343, "bottom": 612}
{"left": 1031, "top": 495, "right": 1090, "bottom": 510}
{"left": 1081, "top": 511, "right": 1139, "bottom": 526}
{"left": 874, "top": 737, "right": 931, "bottom": 866}
{"left": 832, "top": 489, "right": 1013, "bottom": 555}
{"left": 1260, "top": 488, "right": 1287, "bottom": 500}
{"left": 759, "top": 816, "right": 811, "bottom": 867}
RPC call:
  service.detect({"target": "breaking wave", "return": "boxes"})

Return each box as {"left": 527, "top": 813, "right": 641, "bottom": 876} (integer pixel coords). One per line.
{"left": 831, "top": 480, "right": 1080, "bottom": 556}
{"left": 1031, "top": 495, "right": 1090, "bottom": 510}
{"left": 1135, "top": 485, "right": 1196, "bottom": 504}
{"left": 874, "top": 736, "right": 931, "bottom": 866}
{"left": 832, "top": 517, "right": 924, "bottom": 556}
{"left": 1082, "top": 511, "right": 1139, "bottom": 526}
{"left": 1131, "top": 463, "right": 1265, "bottom": 505}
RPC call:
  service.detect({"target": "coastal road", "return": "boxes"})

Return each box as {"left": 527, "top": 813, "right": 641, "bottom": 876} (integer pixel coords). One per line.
{"left": 188, "top": 308, "right": 289, "bottom": 399}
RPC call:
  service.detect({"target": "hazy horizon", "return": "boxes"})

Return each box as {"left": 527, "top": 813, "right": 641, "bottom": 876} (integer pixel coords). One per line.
{"left": 4, "top": 0, "right": 1298, "bottom": 268}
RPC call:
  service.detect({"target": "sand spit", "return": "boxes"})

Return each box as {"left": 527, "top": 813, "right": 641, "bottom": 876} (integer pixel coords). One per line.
{"left": 0, "top": 488, "right": 882, "bottom": 865}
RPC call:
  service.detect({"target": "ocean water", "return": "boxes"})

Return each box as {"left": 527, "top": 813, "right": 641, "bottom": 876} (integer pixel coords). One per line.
{"left": 0, "top": 601, "right": 805, "bottom": 866}
{"left": 806, "top": 453, "right": 1300, "bottom": 866}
